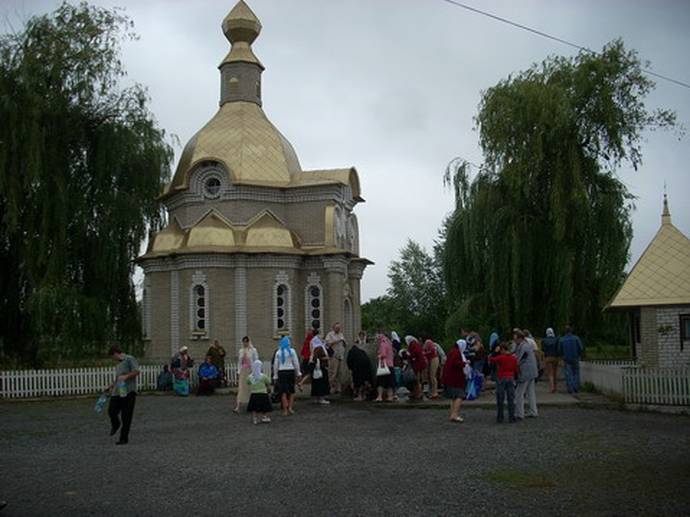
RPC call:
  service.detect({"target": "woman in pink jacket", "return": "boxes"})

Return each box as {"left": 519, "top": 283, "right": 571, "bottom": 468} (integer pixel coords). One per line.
{"left": 375, "top": 334, "right": 395, "bottom": 402}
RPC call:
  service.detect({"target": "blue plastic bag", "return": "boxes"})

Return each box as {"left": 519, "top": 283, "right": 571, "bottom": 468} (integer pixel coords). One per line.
{"left": 464, "top": 372, "right": 484, "bottom": 401}
{"left": 174, "top": 378, "right": 190, "bottom": 396}
{"left": 94, "top": 393, "right": 109, "bottom": 413}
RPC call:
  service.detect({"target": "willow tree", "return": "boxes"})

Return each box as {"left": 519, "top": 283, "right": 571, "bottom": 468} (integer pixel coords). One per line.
{"left": 441, "top": 40, "right": 676, "bottom": 339}
{"left": 0, "top": 3, "right": 172, "bottom": 364}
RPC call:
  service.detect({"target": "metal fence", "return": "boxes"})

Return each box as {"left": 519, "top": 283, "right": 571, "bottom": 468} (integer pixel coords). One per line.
{"left": 0, "top": 362, "right": 256, "bottom": 399}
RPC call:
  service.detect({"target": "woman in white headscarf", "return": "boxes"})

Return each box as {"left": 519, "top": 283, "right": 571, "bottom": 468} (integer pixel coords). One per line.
{"left": 234, "top": 336, "right": 259, "bottom": 413}
{"left": 442, "top": 339, "right": 470, "bottom": 422}
{"left": 542, "top": 328, "right": 560, "bottom": 393}
{"left": 246, "top": 360, "right": 272, "bottom": 424}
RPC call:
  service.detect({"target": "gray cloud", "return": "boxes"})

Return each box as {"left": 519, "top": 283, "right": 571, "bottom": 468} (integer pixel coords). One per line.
{"left": 3, "top": 0, "right": 689, "bottom": 301}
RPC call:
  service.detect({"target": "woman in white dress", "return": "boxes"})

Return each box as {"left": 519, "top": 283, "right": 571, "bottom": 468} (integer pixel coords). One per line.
{"left": 234, "top": 336, "right": 259, "bottom": 413}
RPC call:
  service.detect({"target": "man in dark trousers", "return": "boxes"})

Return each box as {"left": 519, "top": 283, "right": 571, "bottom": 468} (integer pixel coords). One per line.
{"left": 105, "top": 346, "right": 140, "bottom": 445}
{"left": 559, "top": 325, "right": 584, "bottom": 394}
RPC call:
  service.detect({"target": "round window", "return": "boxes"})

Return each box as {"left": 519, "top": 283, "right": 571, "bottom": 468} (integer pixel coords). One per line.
{"left": 204, "top": 177, "right": 221, "bottom": 198}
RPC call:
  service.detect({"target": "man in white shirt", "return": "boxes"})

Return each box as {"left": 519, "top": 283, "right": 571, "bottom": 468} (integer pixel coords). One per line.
{"left": 325, "top": 322, "right": 346, "bottom": 394}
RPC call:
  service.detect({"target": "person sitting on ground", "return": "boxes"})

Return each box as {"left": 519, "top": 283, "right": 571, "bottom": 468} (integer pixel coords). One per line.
{"left": 488, "top": 342, "right": 519, "bottom": 423}
{"left": 247, "top": 360, "right": 273, "bottom": 424}
{"left": 197, "top": 355, "right": 219, "bottom": 396}
{"left": 405, "top": 336, "right": 428, "bottom": 400}
{"left": 309, "top": 336, "right": 331, "bottom": 405}
{"left": 156, "top": 364, "right": 173, "bottom": 391}
{"left": 442, "top": 339, "right": 470, "bottom": 423}
{"left": 347, "top": 334, "right": 373, "bottom": 401}
{"left": 206, "top": 339, "right": 227, "bottom": 386}
{"left": 273, "top": 335, "right": 302, "bottom": 416}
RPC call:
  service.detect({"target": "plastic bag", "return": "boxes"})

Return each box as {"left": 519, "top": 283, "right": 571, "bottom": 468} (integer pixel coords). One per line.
{"left": 464, "top": 372, "right": 484, "bottom": 401}
{"left": 94, "top": 393, "right": 109, "bottom": 413}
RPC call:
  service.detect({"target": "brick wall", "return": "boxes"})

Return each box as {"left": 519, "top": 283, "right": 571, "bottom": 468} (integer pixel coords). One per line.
{"left": 639, "top": 307, "right": 658, "bottom": 366}
{"left": 656, "top": 305, "right": 690, "bottom": 367}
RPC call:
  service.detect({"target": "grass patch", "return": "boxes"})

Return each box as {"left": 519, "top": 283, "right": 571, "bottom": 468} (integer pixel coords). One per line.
{"left": 483, "top": 469, "right": 556, "bottom": 489}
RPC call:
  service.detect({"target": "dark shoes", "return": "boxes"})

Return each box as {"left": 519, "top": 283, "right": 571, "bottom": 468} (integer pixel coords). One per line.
{"left": 115, "top": 439, "right": 128, "bottom": 445}
{"left": 109, "top": 424, "right": 120, "bottom": 436}
{"left": 0, "top": 500, "right": 7, "bottom": 511}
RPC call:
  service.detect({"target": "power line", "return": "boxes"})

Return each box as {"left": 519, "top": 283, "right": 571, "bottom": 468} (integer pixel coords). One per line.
{"left": 439, "top": 0, "right": 690, "bottom": 90}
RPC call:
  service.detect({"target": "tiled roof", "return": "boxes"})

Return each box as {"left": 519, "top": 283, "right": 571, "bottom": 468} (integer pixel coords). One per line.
{"left": 608, "top": 198, "right": 690, "bottom": 308}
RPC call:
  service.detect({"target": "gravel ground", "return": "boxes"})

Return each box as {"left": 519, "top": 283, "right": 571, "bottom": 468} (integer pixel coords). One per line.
{"left": 1, "top": 394, "right": 689, "bottom": 517}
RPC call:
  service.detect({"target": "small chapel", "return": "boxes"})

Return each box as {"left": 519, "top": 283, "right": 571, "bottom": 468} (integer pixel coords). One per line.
{"left": 138, "top": 1, "right": 371, "bottom": 361}
{"left": 606, "top": 194, "right": 690, "bottom": 366}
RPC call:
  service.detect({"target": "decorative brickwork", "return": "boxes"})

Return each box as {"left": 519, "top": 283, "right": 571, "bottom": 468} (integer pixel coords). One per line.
{"left": 170, "top": 270, "right": 180, "bottom": 357}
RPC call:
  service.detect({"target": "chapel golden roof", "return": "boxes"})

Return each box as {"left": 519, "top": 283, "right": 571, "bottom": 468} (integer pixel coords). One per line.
{"left": 160, "top": 0, "right": 362, "bottom": 201}
{"left": 607, "top": 194, "right": 690, "bottom": 308}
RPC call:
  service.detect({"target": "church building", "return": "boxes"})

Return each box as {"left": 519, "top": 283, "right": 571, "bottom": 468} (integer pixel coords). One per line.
{"left": 138, "top": 1, "right": 371, "bottom": 361}
{"left": 607, "top": 194, "right": 690, "bottom": 367}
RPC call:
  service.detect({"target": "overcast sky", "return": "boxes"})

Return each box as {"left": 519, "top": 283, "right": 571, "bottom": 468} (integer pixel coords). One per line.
{"left": 4, "top": 0, "right": 689, "bottom": 302}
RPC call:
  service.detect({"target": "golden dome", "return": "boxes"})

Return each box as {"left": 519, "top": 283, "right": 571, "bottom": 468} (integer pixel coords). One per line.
{"left": 166, "top": 101, "right": 302, "bottom": 195}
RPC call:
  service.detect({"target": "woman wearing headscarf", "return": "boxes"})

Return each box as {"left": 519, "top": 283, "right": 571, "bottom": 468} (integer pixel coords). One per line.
{"left": 234, "top": 336, "right": 259, "bottom": 413}
{"left": 309, "top": 336, "right": 331, "bottom": 405}
{"left": 405, "top": 336, "right": 428, "bottom": 400}
{"left": 246, "top": 360, "right": 272, "bottom": 424}
{"left": 347, "top": 335, "right": 373, "bottom": 401}
{"left": 442, "top": 339, "right": 470, "bottom": 422}
{"left": 390, "top": 331, "right": 402, "bottom": 353}
{"left": 272, "top": 336, "right": 301, "bottom": 416}
{"left": 375, "top": 334, "right": 395, "bottom": 402}
{"left": 542, "top": 328, "right": 560, "bottom": 393}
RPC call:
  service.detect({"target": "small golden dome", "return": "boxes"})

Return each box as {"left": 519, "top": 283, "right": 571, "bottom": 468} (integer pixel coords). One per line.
{"left": 222, "top": 0, "right": 261, "bottom": 45}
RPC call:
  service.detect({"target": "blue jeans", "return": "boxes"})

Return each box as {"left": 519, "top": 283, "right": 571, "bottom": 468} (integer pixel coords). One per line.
{"left": 495, "top": 378, "right": 515, "bottom": 422}
{"left": 564, "top": 360, "right": 580, "bottom": 393}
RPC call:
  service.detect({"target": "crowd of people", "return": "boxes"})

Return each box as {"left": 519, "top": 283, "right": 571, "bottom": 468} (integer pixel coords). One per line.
{"left": 105, "top": 323, "right": 584, "bottom": 444}
{"left": 149, "top": 322, "right": 584, "bottom": 426}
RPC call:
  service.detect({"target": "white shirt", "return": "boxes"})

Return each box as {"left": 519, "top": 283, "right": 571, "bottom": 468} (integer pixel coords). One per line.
{"left": 273, "top": 347, "right": 301, "bottom": 378}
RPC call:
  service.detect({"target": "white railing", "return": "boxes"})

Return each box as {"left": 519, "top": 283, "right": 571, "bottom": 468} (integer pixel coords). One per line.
{"left": 580, "top": 360, "right": 635, "bottom": 396}
{"left": 622, "top": 367, "right": 690, "bottom": 406}
{"left": 0, "top": 362, "right": 253, "bottom": 399}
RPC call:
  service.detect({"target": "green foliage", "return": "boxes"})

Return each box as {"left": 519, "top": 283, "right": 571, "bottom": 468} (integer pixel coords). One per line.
{"left": 385, "top": 239, "right": 447, "bottom": 339}
{"left": 0, "top": 2, "right": 172, "bottom": 365}
{"left": 361, "top": 295, "right": 400, "bottom": 335}
{"left": 441, "top": 40, "right": 676, "bottom": 340}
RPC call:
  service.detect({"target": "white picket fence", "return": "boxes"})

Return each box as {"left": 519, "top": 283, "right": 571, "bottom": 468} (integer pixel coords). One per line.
{"left": 580, "top": 360, "right": 636, "bottom": 396}
{"left": 622, "top": 367, "right": 690, "bottom": 406}
{"left": 0, "top": 362, "right": 254, "bottom": 399}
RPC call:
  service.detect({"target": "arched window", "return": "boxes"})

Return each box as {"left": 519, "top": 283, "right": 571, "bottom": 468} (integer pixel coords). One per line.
{"left": 305, "top": 273, "right": 323, "bottom": 332}
{"left": 274, "top": 271, "right": 291, "bottom": 335}
{"left": 190, "top": 271, "right": 210, "bottom": 336}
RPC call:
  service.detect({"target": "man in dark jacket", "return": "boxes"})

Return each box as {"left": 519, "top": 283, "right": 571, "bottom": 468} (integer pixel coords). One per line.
{"left": 559, "top": 326, "right": 583, "bottom": 394}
